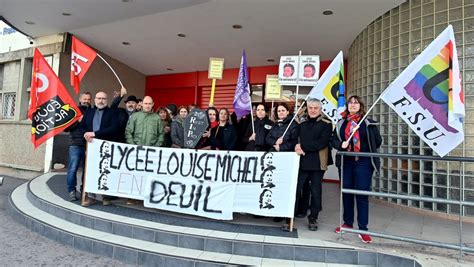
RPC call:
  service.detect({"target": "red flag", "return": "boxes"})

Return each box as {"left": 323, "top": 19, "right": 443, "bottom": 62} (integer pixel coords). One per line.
{"left": 30, "top": 48, "right": 82, "bottom": 148}
{"left": 71, "top": 36, "right": 97, "bottom": 93}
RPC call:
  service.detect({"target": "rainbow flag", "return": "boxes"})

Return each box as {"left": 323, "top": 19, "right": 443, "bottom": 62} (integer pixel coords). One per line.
{"left": 381, "top": 25, "right": 464, "bottom": 157}
{"left": 308, "top": 51, "right": 345, "bottom": 124}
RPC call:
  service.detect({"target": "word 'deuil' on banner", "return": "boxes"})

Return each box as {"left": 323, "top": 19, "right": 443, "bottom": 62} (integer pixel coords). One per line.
{"left": 85, "top": 139, "right": 299, "bottom": 220}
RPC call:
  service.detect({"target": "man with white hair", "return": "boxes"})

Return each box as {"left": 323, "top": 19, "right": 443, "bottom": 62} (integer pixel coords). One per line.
{"left": 81, "top": 91, "right": 122, "bottom": 206}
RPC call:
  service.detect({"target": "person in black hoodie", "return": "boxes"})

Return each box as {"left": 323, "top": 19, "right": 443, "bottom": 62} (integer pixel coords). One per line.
{"left": 294, "top": 98, "right": 333, "bottom": 231}
{"left": 242, "top": 103, "right": 273, "bottom": 151}
{"left": 210, "top": 108, "right": 238, "bottom": 150}
{"left": 331, "top": 95, "right": 382, "bottom": 244}
{"left": 64, "top": 92, "right": 91, "bottom": 201}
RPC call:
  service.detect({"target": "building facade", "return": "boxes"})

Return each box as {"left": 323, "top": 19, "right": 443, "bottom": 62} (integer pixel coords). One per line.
{"left": 347, "top": 0, "right": 474, "bottom": 216}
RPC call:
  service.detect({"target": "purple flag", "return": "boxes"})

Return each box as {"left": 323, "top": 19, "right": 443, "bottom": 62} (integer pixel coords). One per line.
{"left": 233, "top": 50, "right": 251, "bottom": 119}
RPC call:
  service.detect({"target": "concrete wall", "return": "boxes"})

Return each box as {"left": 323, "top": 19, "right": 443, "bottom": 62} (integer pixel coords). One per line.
{"left": 0, "top": 38, "right": 63, "bottom": 171}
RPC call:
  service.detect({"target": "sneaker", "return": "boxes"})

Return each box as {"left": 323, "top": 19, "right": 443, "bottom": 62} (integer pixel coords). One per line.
{"left": 308, "top": 217, "right": 318, "bottom": 231}
{"left": 359, "top": 234, "right": 373, "bottom": 244}
{"left": 68, "top": 191, "right": 78, "bottom": 201}
{"left": 335, "top": 224, "right": 353, "bottom": 234}
{"left": 126, "top": 199, "right": 139, "bottom": 205}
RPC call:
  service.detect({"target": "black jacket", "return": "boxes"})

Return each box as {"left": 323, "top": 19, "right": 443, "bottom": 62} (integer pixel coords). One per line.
{"left": 265, "top": 116, "right": 299, "bottom": 152}
{"left": 242, "top": 117, "right": 274, "bottom": 151}
{"left": 80, "top": 106, "right": 123, "bottom": 142}
{"left": 210, "top": 123, "right": 238, "bottom": 150}
{"left": 299, "top": 115, "right": 333, "bottom": 170}
{"left": 330, "top": 117, "right": 382, "bottom": 170}
{"left": 64, "top": 105, "right": 89, "bottom": 146}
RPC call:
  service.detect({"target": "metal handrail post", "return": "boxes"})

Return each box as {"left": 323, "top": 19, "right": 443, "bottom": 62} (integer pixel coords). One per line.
{"left": 339, "top": 155, "right": 344, "bottom": 240}
{"left": 459, "top": 162, "right": 464, "bottom": 261}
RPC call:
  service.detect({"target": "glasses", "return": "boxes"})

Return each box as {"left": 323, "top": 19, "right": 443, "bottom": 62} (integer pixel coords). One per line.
{"left": 95, "top": 97, "right": 107, "bottom": 100}
{"left": 349, "top": 101, "right": 360, "bottom": 105}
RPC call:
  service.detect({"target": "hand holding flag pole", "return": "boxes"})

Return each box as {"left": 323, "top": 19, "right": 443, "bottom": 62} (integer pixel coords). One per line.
{"left": 346, "top": 91, "right": 386, "bottom": 142}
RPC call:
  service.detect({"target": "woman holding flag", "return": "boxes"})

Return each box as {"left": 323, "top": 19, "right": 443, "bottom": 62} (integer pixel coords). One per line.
{"left": 331, "top": 95, "right": 382, "bottom": 244}
{"left": 242, "top": 103, "right": 274, "bottom": 151}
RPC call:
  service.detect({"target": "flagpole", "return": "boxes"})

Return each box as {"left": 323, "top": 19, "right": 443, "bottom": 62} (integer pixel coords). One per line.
{"left": 281, "top": 93, "right": 312, "bottom": 138}
{"left": 294, "top": 50, "right": 302, "bottom": 113}
{"left": 347, "top": 92, "right": 385, "bottom": 141}
{"left": 248, "top": 85, "right": 255, "bottom": 134}
{"left": 96, "top": 53, "right": 124, "bottom": 88}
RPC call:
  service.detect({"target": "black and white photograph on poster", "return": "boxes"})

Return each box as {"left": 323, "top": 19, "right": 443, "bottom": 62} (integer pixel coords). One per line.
{"left": 84, "top": 139, "right": 300, "bottom": 220}
{"left": 298, "top": 55, "right": 320, "bottom": 86}
{"left": 278, "top": 56, "right": 298, "bottom": 85}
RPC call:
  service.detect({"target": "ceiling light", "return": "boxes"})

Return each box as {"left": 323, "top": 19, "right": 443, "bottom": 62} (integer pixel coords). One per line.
{"left": 122, "top": 41, "right": 131, "bottom": 45}
{"left": 166, "top": 68, "right": 173, "bottom": 71}
{"left": 62, "top": 12, "right": 71, "bottom": 16}
{"left": 232, "top": 24, "right": 242, "bottom": 29}
{"left": 25, "top": 21, "right": 35, "bottom": 25}
{"left": 322, "top": 10, "right": 333, "bottom": 15}
{"left": 177, "top": 33, "right": 186, "bottom": 38}
{"left": 267, "top": 58, "right": 275, "bottom": 62}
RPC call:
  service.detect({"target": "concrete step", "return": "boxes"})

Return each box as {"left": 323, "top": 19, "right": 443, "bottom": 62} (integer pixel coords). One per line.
{"left": 9, "top": 182, "right": 377, "bottom": 267}
{"left": 8, "top": 173, "right": 422, "bottom": 266}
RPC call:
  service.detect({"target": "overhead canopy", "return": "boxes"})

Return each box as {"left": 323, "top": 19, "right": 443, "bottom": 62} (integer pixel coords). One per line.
{"left": 1, "top": 0, "right": 404, "bottom": 75}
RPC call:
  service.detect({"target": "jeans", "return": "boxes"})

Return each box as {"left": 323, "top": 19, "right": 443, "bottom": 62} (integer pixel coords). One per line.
{"left": 66, "top": 145, "right": 85, "bottom": 193}
{"left": 295, "top": 170, "right": 325, "bottom": 219}
{"left": 341, "top": 158, "right": 374, "bottom": 231}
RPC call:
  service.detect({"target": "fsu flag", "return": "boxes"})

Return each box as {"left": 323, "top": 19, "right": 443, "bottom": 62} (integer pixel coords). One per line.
{"left": 29, "top": 48, "right": 82, "bottom": 148}
{"left": 233, "top": 50, "right": 251, "bottom": 119}
{"left": 307, "top": 51, "right": 345, "bottom": 124}
{"left": 71, "top": 36, "right": 97, "bottom": 93}
{"left": 381, "top": 25, "right": 464, "bottom": 157}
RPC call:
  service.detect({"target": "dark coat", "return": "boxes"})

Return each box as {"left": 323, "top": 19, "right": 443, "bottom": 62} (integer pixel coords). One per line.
{"left": 299, "top": 115, "right": 333, "bottom": 171}
{"left": 210, "top": 123, "right": 238, "bottom": 150}
{"left": 265, "top": 116, "right": 299, "bottom": 152}
{"left": 80, "top": 106, "right": 123, "bottom": 142}
{"left": 64, "top": 105, "right": 89, "bottom": 146}
{"left": 330, "top": 117, "right": 382, "bottom": 171}
{"left": 242, "top": 117, "right": 274, "bottom": 151}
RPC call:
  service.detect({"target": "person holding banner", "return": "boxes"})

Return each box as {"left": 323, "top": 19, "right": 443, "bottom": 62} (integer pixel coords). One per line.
{"left": 265, "top": 103, "right": 299, "bottom": 224}
{"left": 125, "top": 96, "right": 164, "bottom": 147}
{"left": 157, "top": 107, "right": 172, "bottom": 147}
{"left": 293, "top": 98, "right": 333, "bottom": 231}
{"left": 242, "top": 103, "right": 273, "bottom": 151}
{"left": 210, "top": 108, "right": 238, "bottom": 150}
{"left": 81, "top": 91, "right": 122, "bottom": 206}
{"left": 266, "top": 103, "right": 299, "bottom": 153}
{"left": 171, "top": 106, "right": 189, "bottom": 148}
{"left": 196, "top": 107, "right": 219, "bottom": 149}
{"left": 331, "top": 95, "right": 382, "bottom": 243}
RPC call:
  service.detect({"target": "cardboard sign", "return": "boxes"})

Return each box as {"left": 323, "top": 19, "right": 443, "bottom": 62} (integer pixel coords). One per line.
{"left": 183, "top": 108, "right": 209, "bottom": 148}
{"left": 265, "top": 75, "right": 282, "bottom": 100}
{"left": 208, "top": 57, "right": 225, "bottom": 79}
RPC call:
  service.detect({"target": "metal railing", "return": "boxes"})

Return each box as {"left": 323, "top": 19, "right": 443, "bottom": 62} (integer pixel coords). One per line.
{"left": 337, "top": 151, "right": 474, "bottom": 260}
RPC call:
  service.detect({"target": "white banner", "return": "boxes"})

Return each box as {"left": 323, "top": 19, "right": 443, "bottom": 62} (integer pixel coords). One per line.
{"left": 85, "top": 139, "right": 300, "bottom": 220}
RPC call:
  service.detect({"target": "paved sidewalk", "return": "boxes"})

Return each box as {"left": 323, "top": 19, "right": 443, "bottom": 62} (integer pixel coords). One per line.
{"left": 0, "top": 175, "right": 131, "bottom": 266}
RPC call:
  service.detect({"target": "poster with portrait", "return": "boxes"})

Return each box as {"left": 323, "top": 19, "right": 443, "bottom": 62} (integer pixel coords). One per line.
{"left": 298, "top": 55, "right": 320, "bottom": 86}
{"left": 278, "top": 56, "right": 299, "bottom": 85}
